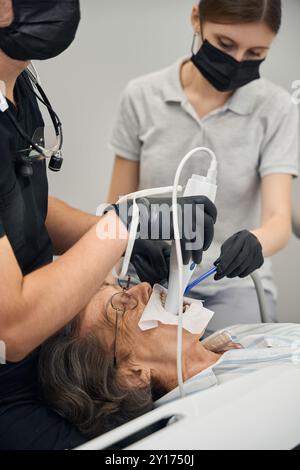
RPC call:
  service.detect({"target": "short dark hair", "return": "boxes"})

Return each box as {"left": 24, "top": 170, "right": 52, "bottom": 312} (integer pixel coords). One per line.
{"left": 199, "top": 0, "right": 282, "bottom": 34}
{"left": 39, "top": 317, "right": 153, "bottom": 440}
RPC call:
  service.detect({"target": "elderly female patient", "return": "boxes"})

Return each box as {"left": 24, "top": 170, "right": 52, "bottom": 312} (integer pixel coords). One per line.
{"left": 39, "top": 281, "right": 300, "bottom": 441}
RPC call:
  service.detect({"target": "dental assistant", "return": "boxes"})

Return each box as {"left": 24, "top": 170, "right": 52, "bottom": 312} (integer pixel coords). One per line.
{"left": 108, "top": 0, "right": 299, "bottom": 331}
{"left": 0, "top": 0, "right": 217, "bottom": 450}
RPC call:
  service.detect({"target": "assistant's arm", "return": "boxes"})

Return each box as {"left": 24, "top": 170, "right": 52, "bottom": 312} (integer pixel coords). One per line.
{"left": 214, "top": 174, "right": 293, "bottom": 280}
{"left": 252, "top": 173, "right": 292, "bottom": 256}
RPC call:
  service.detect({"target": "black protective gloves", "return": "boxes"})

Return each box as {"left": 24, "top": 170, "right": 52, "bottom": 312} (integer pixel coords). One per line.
{"left": 131, "top": 240, "right": 171, "bottom": 286}
{"left": 214, "top": 230, "right": 264, "bottom": 280}
{"left": 110, "top": 195, "right": 217, "bottom": 266}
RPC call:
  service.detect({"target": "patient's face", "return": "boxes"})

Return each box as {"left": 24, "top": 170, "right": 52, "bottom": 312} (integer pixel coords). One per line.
{"left": 80, "top": 282, "right": 152, "bottom": 346}
{"left": 80, "top": 282, "right": 200, "bottom": 362}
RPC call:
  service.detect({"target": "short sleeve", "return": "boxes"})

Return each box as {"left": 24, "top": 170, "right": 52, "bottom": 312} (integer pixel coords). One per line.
{"left": 108, "top": 82, "right": 142, "bottom": 162}
{"left": 259, "top": 95, "right": 300, "bottom": 178}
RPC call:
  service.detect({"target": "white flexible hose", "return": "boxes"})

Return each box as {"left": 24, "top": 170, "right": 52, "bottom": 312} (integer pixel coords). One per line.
{"left": 116, "top": 186, "right": 183, "bottom": 277}
{"left": 172, "top": 147, "right": 217, "bottom": 398}
{"left": 117, "top": 186, "right": 183, "bottom": 205}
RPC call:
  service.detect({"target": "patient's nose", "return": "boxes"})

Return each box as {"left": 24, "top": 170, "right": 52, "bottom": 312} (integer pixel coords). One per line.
{"left": 130, "top": 283, "right": 152, "bottom": 304}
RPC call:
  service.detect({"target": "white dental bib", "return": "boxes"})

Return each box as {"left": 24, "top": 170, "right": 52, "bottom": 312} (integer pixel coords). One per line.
{"left": 138, "top": 284, "right": 214, "bottom": 335}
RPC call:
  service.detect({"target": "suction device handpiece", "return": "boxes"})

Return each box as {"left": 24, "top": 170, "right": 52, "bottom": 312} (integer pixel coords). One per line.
{"left": 165, "top": 161, "right": 218, "bottom": 315}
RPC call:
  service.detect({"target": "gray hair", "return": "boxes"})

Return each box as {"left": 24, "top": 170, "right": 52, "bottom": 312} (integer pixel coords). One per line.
{"left": 39, "top": 317, "right": 153, "bottom": 439}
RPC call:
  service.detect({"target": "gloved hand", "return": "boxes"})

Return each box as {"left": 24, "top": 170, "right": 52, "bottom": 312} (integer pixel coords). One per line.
{"left": 214, "top": 230, "right": 264, "bottom": 280}
{"left": 0, "top": 120, "right": 16, "bottom": 197}
{"left": 109, "top": 195, "right": 217, "bottom": 266}
{"left": 131, "top": 240, "right": 171, "bottom": 286}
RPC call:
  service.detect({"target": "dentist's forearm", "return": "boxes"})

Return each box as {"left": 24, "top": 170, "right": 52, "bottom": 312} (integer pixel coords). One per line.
{"left": 1, "top": 211, "right": 128, "bottom": 361}
{"left": 251, "top": 214, "right": 292, "bottom": 257}
{"left": 46, "top": 196, "right": 99, "bottom": 254}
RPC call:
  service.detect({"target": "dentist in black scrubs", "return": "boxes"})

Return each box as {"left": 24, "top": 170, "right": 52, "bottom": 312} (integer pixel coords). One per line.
{"left": 0, "top": 0, "right": 217, "bottom": 450}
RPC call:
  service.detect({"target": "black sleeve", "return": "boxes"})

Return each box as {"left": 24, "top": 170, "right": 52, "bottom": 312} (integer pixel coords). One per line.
{"left": 0, "top": 118, "right": 16, "bottom": 241}
{"left": 0, "top": 399, "right": 87, "bottom": 450}
{"left": 0, "top": 118, "right": 17, "bottom": 198}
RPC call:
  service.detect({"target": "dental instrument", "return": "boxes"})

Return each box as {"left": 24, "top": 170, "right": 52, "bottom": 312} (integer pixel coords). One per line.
{"left": 184, "top": 267, "right": 218, "bottom": 295}
{"left": 164, "top": 150, "right": 218, "bottom": 315}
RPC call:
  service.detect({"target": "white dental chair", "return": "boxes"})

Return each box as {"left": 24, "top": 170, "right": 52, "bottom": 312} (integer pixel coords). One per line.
{"left": 76, "top": 364, "right": 300, "bottom": 450}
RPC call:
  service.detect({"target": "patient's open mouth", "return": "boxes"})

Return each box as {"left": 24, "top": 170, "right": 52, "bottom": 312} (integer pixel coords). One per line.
{"left": 160, "top": 292, "right": 189, "bottom": 313}
{"left": 139, "top": 284, "right": 214, "bottom": 334}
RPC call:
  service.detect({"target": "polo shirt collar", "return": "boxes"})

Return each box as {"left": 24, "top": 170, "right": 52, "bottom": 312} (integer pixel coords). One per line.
{"left": 162, "top": 57, "right": 260, "bottom": 116}
{"left": 161, "top": 57, "right": 186, "bottom": 103}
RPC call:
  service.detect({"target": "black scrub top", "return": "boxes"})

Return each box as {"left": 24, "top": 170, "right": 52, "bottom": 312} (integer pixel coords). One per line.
{"left": 0, "top": 73, "right": 85, "bottom": 450}
{"left": 0, "top": 74, "right": 53, "bottom": 272}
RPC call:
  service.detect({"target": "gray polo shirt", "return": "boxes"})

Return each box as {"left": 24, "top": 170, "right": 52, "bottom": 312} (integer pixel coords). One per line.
{"left": 109, "top": 58, "right": 300, "bottom": 299}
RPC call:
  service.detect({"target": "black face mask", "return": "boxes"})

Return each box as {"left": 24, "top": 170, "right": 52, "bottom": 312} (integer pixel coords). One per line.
{"left": 0, "top": 0, "right": 81, "bottom": 61}
{"left": 191, "top": 39, "right": 265, "bottom": 92}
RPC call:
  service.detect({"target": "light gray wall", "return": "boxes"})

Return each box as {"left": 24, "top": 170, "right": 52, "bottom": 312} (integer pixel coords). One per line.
{"left": 37, "top": 0, "right": 300, "bottom": 322}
